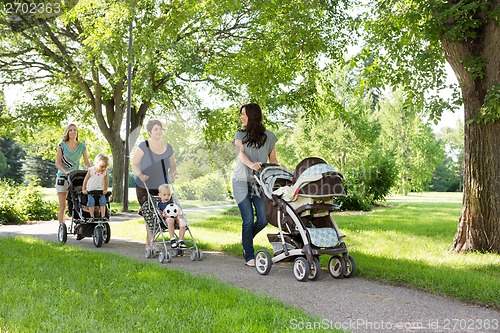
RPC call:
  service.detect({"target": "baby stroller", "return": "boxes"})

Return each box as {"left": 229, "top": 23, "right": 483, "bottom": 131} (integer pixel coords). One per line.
{"left": 254, "top": 157, "right": 356, "bottom": 281}
{"left": 57, "top": 170, "right": 112, "bottom": 247}
{"left": 139, "top": 184, "right": 203, "bottom": 263}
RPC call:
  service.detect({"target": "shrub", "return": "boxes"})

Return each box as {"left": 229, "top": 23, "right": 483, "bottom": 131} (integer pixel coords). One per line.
{"left": 175, "top": 182, "right": 197, "bottom": 200}
{"left": 195, "top": 172, "right": 228, "bottom": 201}
{"left": 0, "top": 178, "right": 57, "bottom": 225}
{"left": 175, "top": 172, "right": 229, "bottom": 201}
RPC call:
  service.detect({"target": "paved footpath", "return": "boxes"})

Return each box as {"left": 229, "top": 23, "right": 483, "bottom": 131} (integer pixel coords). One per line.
{"left": 1, "top": 217, "right": 498, "bottom": 333}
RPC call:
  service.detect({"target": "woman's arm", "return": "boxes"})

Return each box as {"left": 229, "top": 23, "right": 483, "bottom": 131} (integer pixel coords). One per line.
{"left": 131, "top": 147, "right": 149, "bottom": 182}
{"left": 168, "top": 154, "right": 176, "bottom": 182}
{"left": 234, "top": 139, "right": 262, "bottom": 171}
{"left": 82, "top": 148, "right": 91, "bottom": 169}
{"left": 55, "top": 145, "right": 69, "bottom": 174}
{"left": 268, "top": 146, "right": 279, "bottom": 164}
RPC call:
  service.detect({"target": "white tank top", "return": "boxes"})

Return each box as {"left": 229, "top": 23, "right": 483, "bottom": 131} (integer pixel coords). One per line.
{"left": 86, "top": 166, "right": 106, "bottom": 191}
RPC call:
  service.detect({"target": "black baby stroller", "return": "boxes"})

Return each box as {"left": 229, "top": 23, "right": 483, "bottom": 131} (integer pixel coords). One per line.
{"left": 254, "top": 157, "right": 356, "bottom": 281}
{"left": 57, "top": 170, "right": 112, "bottom": 247}
{"left": 138, "top": 184, "right": 203, "bottom": 263}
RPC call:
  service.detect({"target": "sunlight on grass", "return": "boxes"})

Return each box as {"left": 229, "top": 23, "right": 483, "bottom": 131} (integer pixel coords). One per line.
{"left": 0, "top": 237, "right": 343, "bottom": 333}
{"left": 333, "top": 197, "right": 500, "bottom": 307}
{"left": 109, "top": 192, "right": 499, "bottom": 308}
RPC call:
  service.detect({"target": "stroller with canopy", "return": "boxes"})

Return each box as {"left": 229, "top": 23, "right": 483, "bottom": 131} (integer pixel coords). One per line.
{"left": 254, "top": 157, "right": 356, "bottom": 281}
{"left": 57, "top": 170, "right": 111, "bottom": 247}
{"left": 138, "top": 184, "right": 203, "bottom": 263}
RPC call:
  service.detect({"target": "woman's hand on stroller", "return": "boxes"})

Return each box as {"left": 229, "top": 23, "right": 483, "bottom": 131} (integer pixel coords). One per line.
{"left": 250, "top": 162, "right": 262, "bottom": 171}
{"left": 138, "top": 173, "right": 149, "bottom": 182}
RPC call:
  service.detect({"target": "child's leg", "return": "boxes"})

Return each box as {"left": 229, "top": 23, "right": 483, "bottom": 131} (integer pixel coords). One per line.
{"left": 87, "top": 194, "right": 95, "bottom": 218}
{"left": 98, "top": 194, "right": 107, "bottom": 219}
{"left": 99, "top": 206, "right": 106, "bottom": 218}
{"left": 166, "top": 218, "right": 176, "bottom": 239}
{"left": 178, "top": 218, "right": 187, "bottom": 240}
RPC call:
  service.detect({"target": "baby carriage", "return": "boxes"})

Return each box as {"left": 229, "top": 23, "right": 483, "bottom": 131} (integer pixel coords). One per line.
{"left": 57, "top": 170, "right": 112, "bottom": 247}
{"left": 139, "top": 184, "right": 203, "bottom": 263}
{"left": 254, "top": 157, "right": 356, "bottom": 281}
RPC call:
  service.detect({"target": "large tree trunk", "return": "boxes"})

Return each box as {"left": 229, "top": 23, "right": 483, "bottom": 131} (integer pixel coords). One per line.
{"left": 442, "top": 15, "right": 500, "bottom": 253}
{"left": 109, "top": 138, "right": 125, "bottom": 204}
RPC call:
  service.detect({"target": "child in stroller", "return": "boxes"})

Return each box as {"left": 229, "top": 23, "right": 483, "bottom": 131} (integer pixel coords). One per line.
{"left": 82, "top": 154, "right": 110, "bottom": 222}
{"left": 57, "top": 169, "right": 111, "bottom": 247}
{"left": 158, "top": 184, "right": 187, "bottom": 249}
{"left": 139, "top": 184, "right": 203, "bottom": 263}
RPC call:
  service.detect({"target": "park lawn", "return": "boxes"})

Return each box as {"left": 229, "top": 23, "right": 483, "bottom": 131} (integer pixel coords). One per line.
{"left": 111, "top": 192, "right": 500, "bottom": 309}
{"left": 337, "top": 193, "right": 500, "bottom": 308}
{"left": 0, "top": 237, "right": 341, "bottom": 333}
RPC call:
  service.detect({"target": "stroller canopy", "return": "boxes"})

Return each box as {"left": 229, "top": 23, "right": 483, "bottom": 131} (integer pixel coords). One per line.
{"left": 292, "top": 157, "right": 345, "bottom": 197}
{"left": 255, "top": 164, "right": 293, "bottom": 199}
{"left": 68, "top": 170, "right": 88, "bottom": 191}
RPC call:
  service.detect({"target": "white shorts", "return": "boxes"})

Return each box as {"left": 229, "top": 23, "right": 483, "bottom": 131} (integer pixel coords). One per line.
{"left": 55, "top": 176, "right": 69, "bottom": 192}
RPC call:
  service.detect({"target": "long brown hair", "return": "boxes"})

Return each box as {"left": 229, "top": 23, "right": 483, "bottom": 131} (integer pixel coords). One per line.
{"left": 239, "top": 103, "right": 267, "bottom": 148}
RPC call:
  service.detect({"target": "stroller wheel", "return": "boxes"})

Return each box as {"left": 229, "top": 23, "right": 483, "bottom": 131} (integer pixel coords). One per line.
{"left": 103, "top": 223, "right": 111, "bottom": 243}
{"left": 344, "top": 255, "right": 356, "bottom": 278}
{"left": 292, "top": 257, "right": 310, "bottom": 282}
{"left": 159, "top": 251, "right": 164, "bottom": 263}
{"left": 93, "top": 226, "right": 103, "bottom": 247}
{"left": 255, "top": 250, "right": 272, "bottom": 275}
{"left": 145, "top": 248, "right": 152, "bottom": 259}
{"left": 58, "top": 223, "right": 67, "bottom": 243}
{"left": 159, "top": 251, "right": 171, "bottom": 263}
{"left": 308, "top": 257, "right": 321, "bottom": 281}
{"left": 196, "top": 249, "right": 203, "bottom": 261}
{"left": 328, "top": 256, "right": 346, "bottom": 279}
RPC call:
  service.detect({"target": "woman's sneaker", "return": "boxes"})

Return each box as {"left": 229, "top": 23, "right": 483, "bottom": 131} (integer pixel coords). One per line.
{"left": 178, "top": 240, "right": 187, "bottom": 249}
{"left": 170, "top": 238, "right": 178, "bottom": 248}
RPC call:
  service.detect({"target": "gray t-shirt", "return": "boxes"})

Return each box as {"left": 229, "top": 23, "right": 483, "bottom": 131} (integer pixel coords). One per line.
{"left": 232, "top": 129, "right": 277, "bottom": 183}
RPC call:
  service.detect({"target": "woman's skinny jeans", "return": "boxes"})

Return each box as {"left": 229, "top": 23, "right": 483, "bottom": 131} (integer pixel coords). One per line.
{"left": 236, "top": 183, "right": 267, "bottom": 262}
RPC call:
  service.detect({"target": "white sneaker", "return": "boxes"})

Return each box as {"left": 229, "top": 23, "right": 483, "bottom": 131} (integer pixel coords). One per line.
{"left": 170, "top": 239, "right": 178, "bottom": 248}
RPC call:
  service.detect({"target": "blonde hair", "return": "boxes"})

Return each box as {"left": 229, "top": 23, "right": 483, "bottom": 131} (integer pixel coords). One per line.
{"left": 62, "top": 124, "right": 78, "bottom": 142}
{"left": 158, "top": 183, "right": 173, "bottom": 194}
{"left": 94, "top": 154, "right": 109, "bottom": 166}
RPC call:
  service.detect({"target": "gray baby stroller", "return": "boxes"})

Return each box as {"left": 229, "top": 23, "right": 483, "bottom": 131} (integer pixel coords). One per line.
{"left": 254, "top": 157, "right": 356, "bottom": 281}
{"left": 57, "top": 170, "right": 111, "bottom": 247}
{"left": 138, "top": 184, "right": 203, "bottom": 263}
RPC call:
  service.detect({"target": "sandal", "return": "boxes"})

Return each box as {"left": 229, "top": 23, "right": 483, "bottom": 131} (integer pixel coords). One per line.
{"left": 245, "top": 259, "right": 255, "bottom": 267}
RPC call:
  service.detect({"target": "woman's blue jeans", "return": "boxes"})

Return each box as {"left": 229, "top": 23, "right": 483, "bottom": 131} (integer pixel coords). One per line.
{"left": 236, "top": 183, "right": 267, "bottom": 262}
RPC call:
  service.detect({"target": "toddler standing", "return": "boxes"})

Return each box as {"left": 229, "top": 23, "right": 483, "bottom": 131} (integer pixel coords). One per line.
{"left": 82, "top": 154, "right": 110, "bottom": 222}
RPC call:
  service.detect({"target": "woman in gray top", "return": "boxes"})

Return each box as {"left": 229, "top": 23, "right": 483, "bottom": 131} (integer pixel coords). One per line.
{"left": 232, "top": 103, "right": 279, "bottom": 267}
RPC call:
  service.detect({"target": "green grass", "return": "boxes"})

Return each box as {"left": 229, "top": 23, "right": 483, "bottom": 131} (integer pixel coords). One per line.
{"left": 0, "top": 237, "right": 341, "bottom": 333}
{"left": 111, "top": 192, "right": 500, "bottom": 309}
{"left": 22, "top": 191, "right": 500, "bottom": 312}
{"left": 336, "top": 196, "right": 500, "bottom": 308}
